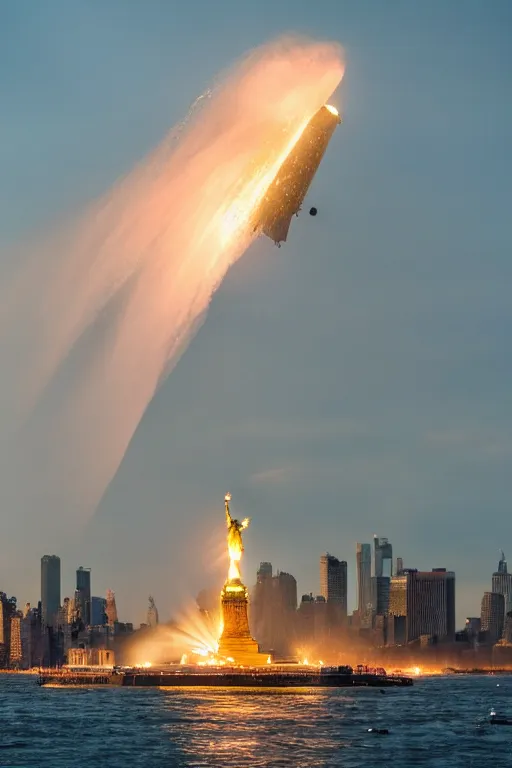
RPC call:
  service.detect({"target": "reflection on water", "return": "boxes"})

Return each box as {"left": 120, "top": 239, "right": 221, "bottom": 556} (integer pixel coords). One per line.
{"left": 1, "top": 676, "right": 512, "bottom": 767}
{"left": 160, "top": 688, "right": 336, "bottom": 767}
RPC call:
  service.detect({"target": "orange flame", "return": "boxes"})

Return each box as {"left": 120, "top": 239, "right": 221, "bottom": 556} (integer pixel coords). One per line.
{"left": 227, "top": 517, "right": 249, "bottom": 580}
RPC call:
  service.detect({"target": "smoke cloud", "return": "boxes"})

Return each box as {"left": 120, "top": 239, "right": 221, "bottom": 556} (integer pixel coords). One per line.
{"left": 0, "top": 36, "right": 344, "bottom": 565}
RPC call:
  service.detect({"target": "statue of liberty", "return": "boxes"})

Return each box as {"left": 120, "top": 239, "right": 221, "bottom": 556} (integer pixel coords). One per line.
{"left": 224, "top": 492, "right": 250, "bottom": 581}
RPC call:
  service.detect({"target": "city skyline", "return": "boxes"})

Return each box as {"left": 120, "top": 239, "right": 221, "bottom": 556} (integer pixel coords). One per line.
{"left": 2, "top": 545, "right": 511, "bottom": 671}
{"left": 1, "top": 2, "right": 511, "bottom": 625}
{"left": 4, "top": 543, "right": 511, "bottom": 631}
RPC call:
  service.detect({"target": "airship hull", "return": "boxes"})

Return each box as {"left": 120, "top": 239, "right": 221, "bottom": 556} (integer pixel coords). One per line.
{"left": 254, "top": 105, "right": 341, "bottom": 245}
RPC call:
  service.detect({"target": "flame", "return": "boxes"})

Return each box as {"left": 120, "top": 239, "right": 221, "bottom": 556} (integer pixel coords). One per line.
{"left": 227, "top": 516, "right": 250, "bottom": 580}
{"left": 0, "top": 37, "right": 345, "bottom": 561}
{"left": 219, "top": 98, "right": 342, "bottom": 249}
{"left": 190, "top": 647, "right": 210, "bottom": 657}
{"left": 219, "top": 118, "right": 311, "bottom": 249}
{"left": 228, "top": 560, "right": 241, "bottom": 581}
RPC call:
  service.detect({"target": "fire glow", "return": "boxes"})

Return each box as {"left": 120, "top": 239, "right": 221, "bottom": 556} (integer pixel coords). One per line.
{"left": 0, "top": 36, "right": 344, "bottom": 559}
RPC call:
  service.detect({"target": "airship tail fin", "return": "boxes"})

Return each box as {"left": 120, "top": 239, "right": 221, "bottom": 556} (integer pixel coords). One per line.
{"left": 262, "top": 214, "right": 292, "bottom": 245}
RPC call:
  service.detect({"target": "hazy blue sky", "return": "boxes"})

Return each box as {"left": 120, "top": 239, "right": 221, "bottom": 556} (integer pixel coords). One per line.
{"left": 1, "top": 0, "right": 511, "bottom": 625}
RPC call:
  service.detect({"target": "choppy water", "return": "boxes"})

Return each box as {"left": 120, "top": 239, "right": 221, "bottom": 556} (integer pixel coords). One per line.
{"left": 1, "top": 675, "right": 511, "bottom": 767}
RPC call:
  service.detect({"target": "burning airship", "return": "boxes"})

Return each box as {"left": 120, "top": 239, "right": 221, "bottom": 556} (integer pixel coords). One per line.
{"left": 253, "top": 104, "right": 341, "bottom": 246}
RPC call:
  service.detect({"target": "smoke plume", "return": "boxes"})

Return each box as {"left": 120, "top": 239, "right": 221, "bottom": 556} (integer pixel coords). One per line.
{"left": 0, "top": 36, "right": 344, "bottom": 563}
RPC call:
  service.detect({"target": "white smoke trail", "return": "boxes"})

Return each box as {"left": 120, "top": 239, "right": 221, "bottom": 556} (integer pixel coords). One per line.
{"left": 0, "top": 35, "right": 344, "bottom": 554}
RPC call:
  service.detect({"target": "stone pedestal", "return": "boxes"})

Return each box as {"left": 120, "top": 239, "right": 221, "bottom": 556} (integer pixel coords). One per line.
{"left": 218, "top": 580, "right": 269, "bottom": 666}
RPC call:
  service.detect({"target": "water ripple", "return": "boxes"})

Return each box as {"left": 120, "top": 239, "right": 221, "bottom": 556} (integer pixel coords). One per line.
{"left": 1, "top": 675, "right": 512, "bottom": 767}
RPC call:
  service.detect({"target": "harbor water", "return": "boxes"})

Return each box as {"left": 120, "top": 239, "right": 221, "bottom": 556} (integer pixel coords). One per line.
{"left": 1, "top": 673, "right": 511, "bottom": 767}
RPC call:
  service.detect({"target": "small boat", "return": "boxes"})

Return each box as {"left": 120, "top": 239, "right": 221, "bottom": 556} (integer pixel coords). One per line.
{"left": 489, "top": 709, "right": 512, "bottom": 726}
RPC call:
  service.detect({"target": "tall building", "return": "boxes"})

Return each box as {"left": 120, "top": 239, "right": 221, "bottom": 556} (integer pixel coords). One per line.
{"left": 297, "top": 594, "right": 315, "bottom": 642}
{"left": 105, "top": 589, "right": 118, "bottom": 627}
{"left": 271, "top": 571, "right": 298, "bottom": 655}
{"left": 387, "top": 569, "right": 456, "bottom": 644}
{"left": 21, "top": 607, "right": 42, "bottom": 668}
{"left": 147, "top": 596, "right": 159, "bottom": 628}
{"left": 252, "top": 567, "right": 297, "bottom": 656}
{"left": 370, "top": 538, "right": 393, "bottom": 617}
{"left": 275, "top": 571, "right": 297, "bottom": 612}
{"left": 502, "top": 612, "right": 512, "bottom": 644}
{"left": 257, "top": 562, "right": 273, "bottom": 582}
{"left": 320, "top": 554, "right": 347, "bottom": 615}
{"left": 0, "top": 593, "right": 17, "bottom": 668}
{"left": 320, "top": 553, "right": 347, "bottom": 634}
{"left": 41, "top": 555, "right": 61, "bottom": 627}
{"left": 371, "top": 576, "right": 391, "bottom": 617}
{"left": 480, "top": 592, "right": 505, "bottom": 644}
{"left": 396, "top": 557, "right": 404, "bottom": 574}
{"left": 252, "top": 562, "right": 274, "bottom": 649}
{"left": 373, "top": 536, "right": 392, "bottom": 578}
{"left": 387, "top": 574, "right": 407, "bottom": 644}
{"left": 492, "top": 552, "right": 512, "bottom": 629}
{"left": 9, "top": 613, "right": 22, "bottom": 667}
{"left": 356, "top": 543, "right": 372, "bottom": 618}
{"left": 464, "top": 617, "right": 481, "bottom": 648}
{"left": 91, "top": 597, "right": 107, "bottom": 626}
{"left": 75, "top": 567, "right": 91, "bottom": 625}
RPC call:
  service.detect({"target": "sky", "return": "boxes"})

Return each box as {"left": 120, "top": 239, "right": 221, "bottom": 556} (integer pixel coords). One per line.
{"left": 1, "top": 0, "right": 511, "bottom": 627}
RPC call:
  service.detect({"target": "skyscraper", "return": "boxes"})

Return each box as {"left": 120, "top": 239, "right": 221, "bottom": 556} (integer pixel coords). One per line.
{"left": 371, "top": 538, "right": 392, "bottom": 617}
{"left": 274, "top": 572, "right": 298, "bottom": 612}
{"left": 387, "top": 574, "right": 408, "bottom": 644}
{"left": 270, "top": 571, "right": 298, "bottom": 655}
{"left": 481, "top": 592, "right": 505, "bottom": 644}
{"left": 41, "top": 555, "right": 61, "bottom": 627}
{"left": 371, "top": 576, "right": 391, "bottom": 618}
{"left": 90, "top": 597, "right": 107, "bottom": 626}
{"left": 252, "top": 562, "right": 274, "bottom": 649}
{"left": 356, "top": 543, "right": 372, "bottom": 618}
{"left": 75, "top": 567, "right": 91, "bottom": 625}
{"left": 373, "top": 536, "right": 393, "bottom": 578}
{"left": 257, "top": 562, "right": 273, "bottom": 582}
{"left": 252, "top": 566, "right": 297, "bottom": 656}
{"left": 492, "top": 552, "right": 512, "bottom": 628}
{"left": 9, "top": 614, "right": 22, "bottom": 667}
{"left": 0, "top": 593, "right": 17, "bottom": 668}
{"left": 502, "top": 612, "right": 512, "bottom": 644}
{"left": 320, "top": 554, "right": 347, "bottom": 617}
{"left": 387, "top": 569, "right": 456, "bottom": 644}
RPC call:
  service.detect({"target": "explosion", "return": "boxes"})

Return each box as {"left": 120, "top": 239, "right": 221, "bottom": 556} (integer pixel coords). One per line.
{"left": 0, "top": 34, "right": 344, "bottom": 575}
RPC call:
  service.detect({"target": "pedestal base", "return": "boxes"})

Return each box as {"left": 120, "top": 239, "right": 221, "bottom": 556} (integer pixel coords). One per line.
{"left": 218, "top": 636, "right": 269, "bottom": 666}
{"left": 218, "top": 579, "right": 269, "bottom": 666}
